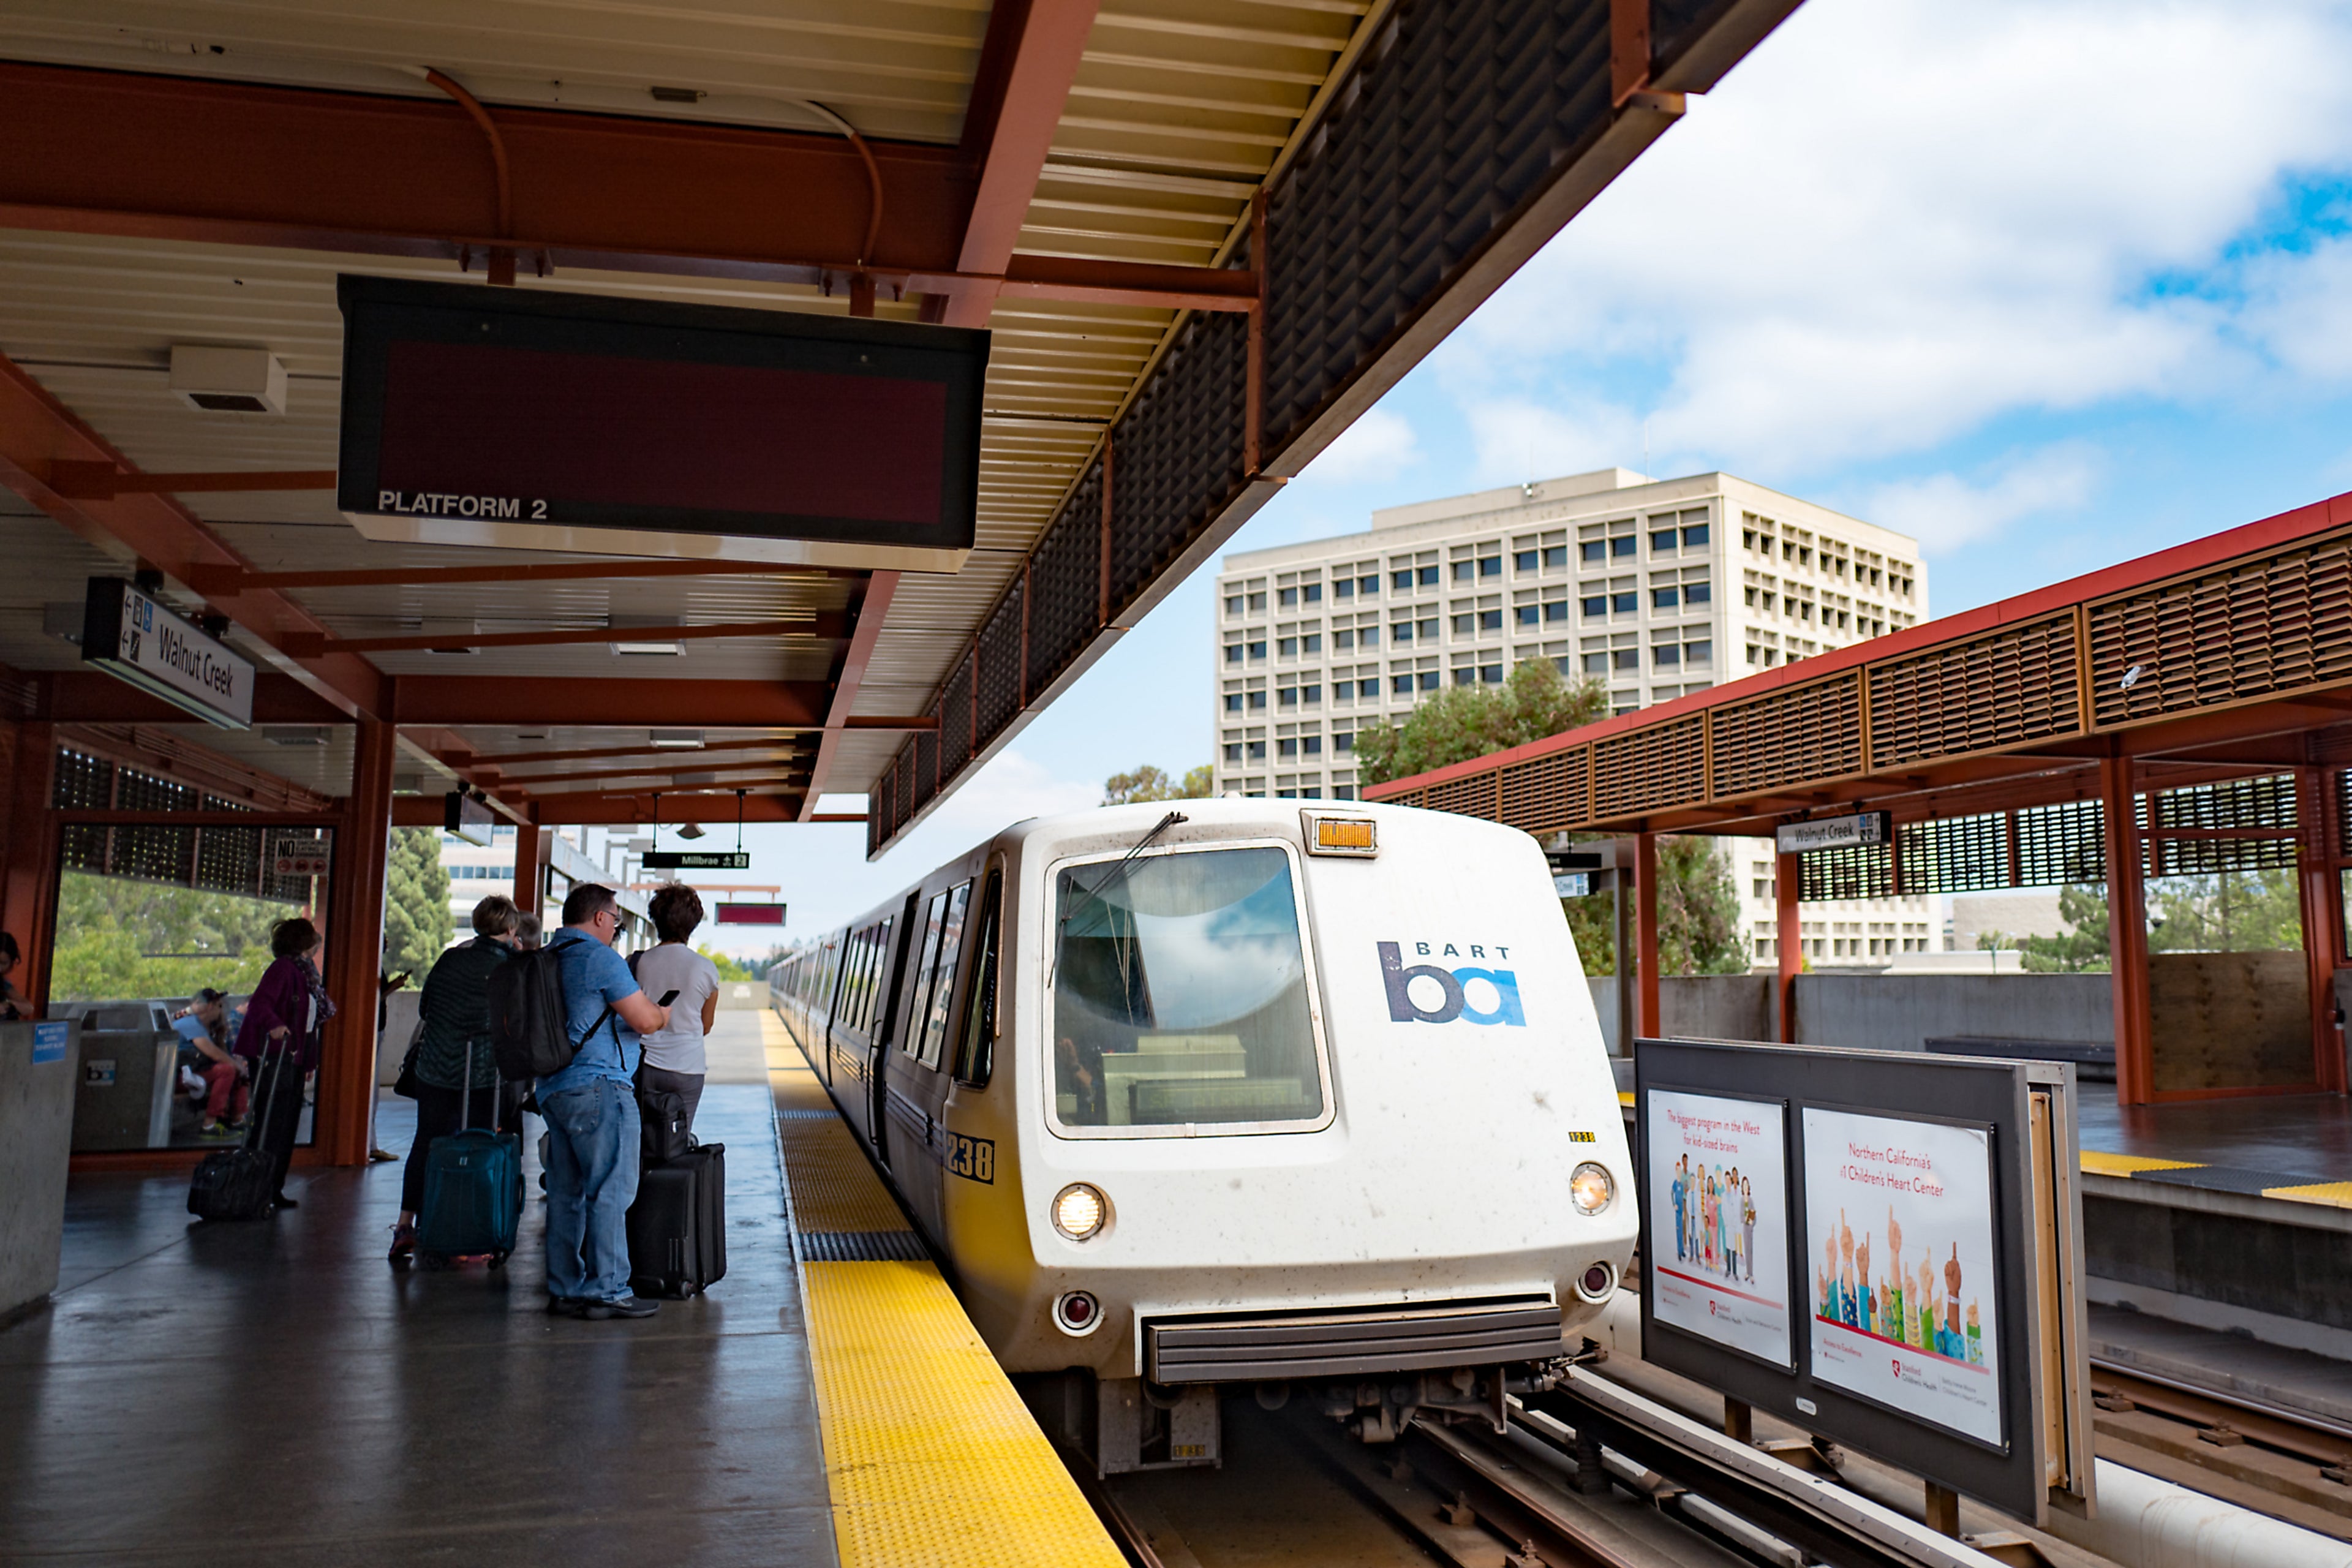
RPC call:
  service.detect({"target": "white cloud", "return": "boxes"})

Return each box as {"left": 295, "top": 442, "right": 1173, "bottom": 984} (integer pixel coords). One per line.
{"left": 1861, "top": 445, "right": 2101, "bottom": 555}
{"left": 1432, "top": 0, "right": 2352, "bottom": 473}
{"left": 1461, "top": 395, "right": 1643, "bottom": 487}
{"left": 1298, "top": 405, "right": 1422, "bottom": 484}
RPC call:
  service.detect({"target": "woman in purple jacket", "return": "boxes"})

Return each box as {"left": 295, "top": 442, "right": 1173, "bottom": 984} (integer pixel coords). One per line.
{"left": 234, "top": 917, "right": 336, "bottom": 1210}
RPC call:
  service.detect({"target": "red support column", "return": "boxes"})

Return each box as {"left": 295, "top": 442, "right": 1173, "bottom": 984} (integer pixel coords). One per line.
{"left": 2296, "top": 764, "right": 2347, "bottom": 1094}
{"left": 318, "top": 718, "right": 395, "bottom": 1166}
{"left": 510, "top": 809, "right": 544, "bottom": 930}
{"left": 0, "top": 722, "right": 59, "bottom": 1015}
{"left": 1635, "top": 831, "right": 1660, "bottom": 1040}
{"left": 2101, "top": 753, "right": 2155, "bottom": 1106}
{"left": 1777, "top": 849, "right": 1801, "bottom": 1042}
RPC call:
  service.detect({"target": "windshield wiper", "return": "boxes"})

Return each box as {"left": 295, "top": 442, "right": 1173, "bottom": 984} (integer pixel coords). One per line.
{"left": 1050, "top": 810, "right": 1188, "bottom": 989}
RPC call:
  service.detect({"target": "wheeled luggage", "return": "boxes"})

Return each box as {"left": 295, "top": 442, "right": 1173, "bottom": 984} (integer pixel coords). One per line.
{"left": 188, "top": 1052, "right": 295, "bottom": 1221}
{"left": 626, "top": 1142, "right": 726, "bottom": 1298}
{"left": 414, "top": 1044, "right": 523, "bottom": 1266}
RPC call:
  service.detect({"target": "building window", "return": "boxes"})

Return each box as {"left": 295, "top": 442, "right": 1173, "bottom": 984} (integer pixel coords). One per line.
{"left": 1580, "top": 540, "right": 1605, "bottom": 564}
{"left": 1452, "top": 560, "right": 1474, "bottom": 582}
{"left": 1582, "top": 595, "right": 1607, "bottom": 619}
{"left": 1611, "top": 537, "right": 1636, "bottom": 558}
{"left": 1544, "top": 545, "right": 1568, "bottom": 568}
{"left": 1417, "top": 617, "right": 1439, "bottom": 640}
{"left": 1653, "top": 586, "right": 1679, "bottom": 609}
{"left": 1478, "top": 609, "right": 1502, "bottom": 631}
{"left": 1224, "top": 693, "right": 1244, "bottom": 712}
{"left": 1302, "top": 684, "right": 1321, "bottom": 703}
{"left": 1335, "top": 628, "right": 1354, "bottom": 650}
{"left": 1248, "top": 639, "right": 1267, "bottom": 659}
{"left": 1686, "top": 581, "right": 1711, "bottom": 605}
{"left": 1480, "top": 663, "right": 1502, "bottom": 683}
{"left": 1479, "top": 556, "right": 1501, "bottom": 577}
{"left": 1247, "top": 741, "right": 1266, "bottom": 760}
{"left": 1249, "top": 591, "right": 1267, "bottom": 610}
{"left": 1452, "top": 613, "right": 1474, "bottom": 636}
{"left": 1611, "top": 591, "right": 1637, "bottom": 614}
{"left": 1417, "top": 670, "right": 1441, "bottom": 691}
{"left": 1454, "top": 667, "right": 1476, "bottom": 686}
{"left": 1334, "top": 578, "right": 1354, "bottom": 600}
{"left": 1544, "top": 601, "right": 1568, "bottom": 623}
{"left": 1612, "top": 649, "right": 1638, "bottom": 671}
{"left": 1654, "top": 645, "right": 1681, "bottom": 668}
{"left": 1651, "top": 529, "right": 1677, "bottom": 553}
{"left": 1334, "top": 731, "right": 1354, "bottom": 752}
{"left": 1392, "top": 569, "right": 1413, "bottom": 590}
{"left": 1687, "top": 639, "right": 1713, "bottom": 666}
{"left": 1683, "top": 522, "right": 1709, "bottom": 548}
{"left": 1278, "top": 587, "right": 1298, "bottom": 607}
{"left": 1278, "top": 636, "right": 1297, "bottom": 657}
{"left": 1248, "top": 690, "right": 1266, "bottom": 709}
{"left": 1583, "top": 652, "right": 1608, "bottom": 674}
{"left": 1278, "top": 687, "right": 1297, "bottom": 706}
{"left": 1359, "top": 575, "right": 1379, "bottom": 596}
{"left": 1392, "top": 621, "right": 1414, "bottom": 644}
{"left": 1303, "top": 632, "right": 1322, "bottom": 653}
{"left": 1335, "top": 785, "right": 1357, "bottom": 800}
{"left": 1514, "top": 549, "right": 1538, "bottom": 572}
{"left": 1224, "top": 595, "right": 1243, "bottom": 616}
{"left": 1360, "top": 625, "right": 1379, "bottom": 647}
{"left": 1303, "top": 582, "right": 1322, "bottom": 603}
{"left": 1392, "top": 674, "right": 1414, "bottom": 694}
{"left": 1418, "top": 565, "right": 1440, "bottom": 587}
{"left": 1358, "top": 679, "right": 1379, "bottom": 698}
{"left": 1225, "top": 644, "right": 1243, "bottom": 663}
{"left": 1278, "top": 737, "right": 1298, "bottom": 758}
{"left": 1515, "top": 605, "right": 1539, "bottom": 627}
{"left": 1224, "top": 743, "right": 1242, "bottom": 763}
{"left": 1303, "top": 734, "right": 1322, "bottom": 755}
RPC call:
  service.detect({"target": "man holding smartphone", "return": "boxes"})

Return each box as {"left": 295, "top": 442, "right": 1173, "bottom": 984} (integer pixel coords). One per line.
{"left": 540, "top": 883, "right": 670, "bottom": 1321}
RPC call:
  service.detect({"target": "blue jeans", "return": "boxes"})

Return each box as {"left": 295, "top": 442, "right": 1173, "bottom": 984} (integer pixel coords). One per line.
{"left": 541, "top": 1080, "right": 639, "bottom": 1302}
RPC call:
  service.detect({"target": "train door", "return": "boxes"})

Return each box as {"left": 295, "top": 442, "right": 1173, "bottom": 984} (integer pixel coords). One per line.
{"left": 882, "top": 879, "right": 973, "bottom": 1239}
{"left": 867, "top": 892, "right": 921, "bottom": 1153}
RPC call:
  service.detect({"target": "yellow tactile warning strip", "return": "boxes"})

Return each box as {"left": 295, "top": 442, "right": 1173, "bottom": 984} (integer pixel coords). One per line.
{"left": 2078, "top": 1150, "right": 2206, "bottom": 1178}
{"left": 763, "top": 1007, "right": 1125, "bottom": 1568}
{"left": 2263, "top": 1181, "right": 2352, "bottom": 1209}
{"left": 801, "top": 1260, "right": 1126, "bottom": 1568}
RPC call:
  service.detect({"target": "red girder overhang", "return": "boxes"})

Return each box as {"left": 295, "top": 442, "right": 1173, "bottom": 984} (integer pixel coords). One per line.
{"left": 32, "top": 671, "right": 831, "bottom": 729}
{"left": 0, "top": 59, "right": 1248, "bottom": 305}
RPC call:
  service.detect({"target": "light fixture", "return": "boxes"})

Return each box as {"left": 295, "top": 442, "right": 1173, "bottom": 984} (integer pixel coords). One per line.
{"left": 1575, "top": 1261, "right": 1618, "bottom": 1303}
{"left": 649, "top": 729, "right": 705, "bottom": 748}
{"left": 676, "top": 823, "right": 706, "bottom": 840}
{"left": 262, "top": 726, "right": 330, "bottom": 747}
{"left": 1054, "top": 1291, "right": 1102, "bottom": 1335}
{"left": 1051, "top": 1182, "right": 1107, "bottom": 1242}
{"left": 609, "top": 615, "right": 683, "bottom": 655}
{"left": 170, "top": 344, "right": 287, "bottom": 415}
{"left": 1570, "top": 1162, "right": 1615, "bottom": 1215}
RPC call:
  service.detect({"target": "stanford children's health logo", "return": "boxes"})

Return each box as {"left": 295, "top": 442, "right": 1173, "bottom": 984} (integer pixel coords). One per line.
{"left": 1378, "top": 941, "right": 1525, "bottom": 1026}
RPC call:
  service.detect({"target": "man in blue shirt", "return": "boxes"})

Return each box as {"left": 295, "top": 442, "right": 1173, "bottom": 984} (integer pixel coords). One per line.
{"left": 541, "top": 883, "right": 669, "bottom": 1319}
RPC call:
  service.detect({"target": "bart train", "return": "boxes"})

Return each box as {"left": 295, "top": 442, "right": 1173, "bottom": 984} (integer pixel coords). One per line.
{"left": 771, "top": 798, "right": 1634, "bottom": 1473}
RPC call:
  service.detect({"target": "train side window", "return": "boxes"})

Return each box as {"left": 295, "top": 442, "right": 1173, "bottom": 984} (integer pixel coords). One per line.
{"left": 954, "top": 871, "right": 1004, "bottom": 1088}
{"left": 914, "top": 881, "right": 973, "bottom": 1068}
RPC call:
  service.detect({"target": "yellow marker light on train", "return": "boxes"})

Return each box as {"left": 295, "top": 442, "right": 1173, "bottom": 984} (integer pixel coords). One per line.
{"left": 1052, "top": 1182, "right": 1107, "bottom": 1241}
{"left": 1570, "top": 1162, "right": 1616, "bottom": 1215}
{"left": 1303, "top": 813, "right": 1378, "bottom": 856}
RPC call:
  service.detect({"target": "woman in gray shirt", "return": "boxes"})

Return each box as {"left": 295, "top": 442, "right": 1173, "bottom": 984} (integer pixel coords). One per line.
{"left": 633, "top": 884, "right": 722, "bottom": 1131}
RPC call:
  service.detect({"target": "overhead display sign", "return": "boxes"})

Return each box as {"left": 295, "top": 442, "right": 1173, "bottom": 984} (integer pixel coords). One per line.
{"left": 643, "top": 850, "right": 752, "bottom": 871}
{"left": 1774, "top": 811, "right": 1891, "bottom": 855}
{"left": 79, "top": 578, "right": 254, "bottom": 730}
{"left": 444, "top": 792, "right": 496, "bottom": 847}
{"left": 1635, "top": 1036, "right": 2094, "bottom": 1524}
{"left": 1803, "top": 1107, "right": 2003, "bottom": 1445}
{"left": 336, "top": 276, "right": 985, "bottom": 572}
{"left": 715, "top": 902, "right": 786, "bottom": 925}
{"left": 1645, "top": 1089, "right": 1792, "bottom": 1368}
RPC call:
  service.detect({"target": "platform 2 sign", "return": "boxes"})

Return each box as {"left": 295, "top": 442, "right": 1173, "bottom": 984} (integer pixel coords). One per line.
{"left": 1643, "top": 1088, "right": 1792, "bottom": 1368}
{"left": 79, "top": 578, "right": 255, "bottom": 730}
{"left": 334, "top": 276, "right": 986, "bottom": 572}
{"left": 1634, "top": 1037, "right": 2093, "bottom": 1525}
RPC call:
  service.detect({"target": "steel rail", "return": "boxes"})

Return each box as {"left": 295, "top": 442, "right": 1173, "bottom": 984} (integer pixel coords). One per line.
{"left": 2089, "top": 1357, "right": 2352, "bottom": 1472}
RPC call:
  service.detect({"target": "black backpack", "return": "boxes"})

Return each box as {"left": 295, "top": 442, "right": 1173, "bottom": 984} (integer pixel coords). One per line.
{"left": 487, "top": 937, "right": 614, "bottom": 1082}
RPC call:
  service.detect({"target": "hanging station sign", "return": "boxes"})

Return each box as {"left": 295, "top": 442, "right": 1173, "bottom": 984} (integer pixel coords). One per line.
{"left": 1774, "top": 811, "right": 1892, "bottom": 855}
{"left": 444, "top": 792, "right": 497, "bottom": 847}
{"left": 714, "top": 903, "right": 787, "bottom": 925}
{"left": 78, "top": 578, "right": 255, "bottom": 729}
{"left": 335, "top": 276, "right": 986, "bottom": 572}
{"left": 1634, "top": 1037, "right": 2095, "bottom": 1525}
{"left": 643, "top": 851, "right": 752, "bottom": 872}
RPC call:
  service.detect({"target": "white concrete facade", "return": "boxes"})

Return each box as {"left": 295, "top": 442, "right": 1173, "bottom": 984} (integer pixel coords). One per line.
{"left": 1212, "top": 467, "right": 1936, "bottom": 968}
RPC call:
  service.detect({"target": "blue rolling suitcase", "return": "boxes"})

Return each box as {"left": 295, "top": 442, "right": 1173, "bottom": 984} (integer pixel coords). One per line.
{"left": 415, "top": 1043, "right": 522, "bottom": 1267}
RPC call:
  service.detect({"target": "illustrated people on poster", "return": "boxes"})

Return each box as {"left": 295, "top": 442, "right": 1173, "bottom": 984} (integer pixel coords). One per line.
{"left": 1884, "top": 1207, "right": 1904, "bottom": 1345}
{"left": 1855, "top": 1227, "right": 1872, "bottom": 1336}
{"left": 1671, "top": 1157, "right": 1689, "bottom": 1262}
{"left": 1742, "top": 1179, "right": 1757, "bottom": 1284}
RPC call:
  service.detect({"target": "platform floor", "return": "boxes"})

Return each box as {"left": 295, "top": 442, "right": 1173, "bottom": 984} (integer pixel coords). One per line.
{"left": 0, "top": 1015, "right": 838, "bottom": 1567}
{"left": 2077, "top": 1091, "right": 2352, "bottom": 1208}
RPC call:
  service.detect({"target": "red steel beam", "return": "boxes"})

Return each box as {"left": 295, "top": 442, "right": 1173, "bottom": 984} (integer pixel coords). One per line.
{"left": 283, "top": 614, "right": 842, "bottom": 657}
{"left": 48, "top": 463, "right": 337, "bottom": 498}
{"left": 0, "top": 354, "right": 391, "bottom": 720}
{"left": 801, "top": 572, "right": 900, "bottom": 821}
{"left": 1, "top": 62, "right": 1250, "bottom": 311}
{"left": 186, "top": 559, "right": 843, "bottom": 594}
{"left": 391, "top": 677, "right": 831, "bottom": 728}
{"left": 946, "top": 0, "right": 1104, "bottom": 329}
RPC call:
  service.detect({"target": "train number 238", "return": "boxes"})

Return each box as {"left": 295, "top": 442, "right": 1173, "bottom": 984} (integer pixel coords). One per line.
{"left": 944, "top": 1132, "right": 995, "bottom": 1185}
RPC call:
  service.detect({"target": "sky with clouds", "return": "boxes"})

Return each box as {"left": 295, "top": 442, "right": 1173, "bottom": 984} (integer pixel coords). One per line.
{"left": 699, "top": 0, "right": 2352, "bottom": 951}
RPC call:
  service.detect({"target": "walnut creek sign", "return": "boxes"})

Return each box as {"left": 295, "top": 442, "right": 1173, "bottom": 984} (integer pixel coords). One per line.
{"left": 1773, "top": 811, "right": 1891, "bottom": 855}
{"left": 80, "top": 578, "right": 254, "bottom": 730}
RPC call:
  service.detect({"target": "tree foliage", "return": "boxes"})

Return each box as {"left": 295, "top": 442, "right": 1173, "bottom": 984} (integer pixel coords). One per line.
{"left": 1977, "top": 883, "right": 2112, "bottom": 972}
{"left": 1354, "top": 660, "right": 1608, "bottom": 786}
{"left": 698, "top": 944, "right": 760, "bottom": 982}
{"left": 49, "top": 873, "right": 285, "bottom": 1001}
{"left": 382, "top": 829, "right": 455, "bottom": 979}
{"left": 1104, "top": 763, "right": 1215, "bottom": 805}
{"left": 1976, "top": 870, "right": 2302, "bottom": 974}
{"left": 1561, "top": 838, "right": 1749, "bottom": 977}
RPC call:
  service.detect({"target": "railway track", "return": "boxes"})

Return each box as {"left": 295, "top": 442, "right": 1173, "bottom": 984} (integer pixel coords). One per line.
{"left": 2086, "top": 1357, "right": 2352, "bottom": 1540}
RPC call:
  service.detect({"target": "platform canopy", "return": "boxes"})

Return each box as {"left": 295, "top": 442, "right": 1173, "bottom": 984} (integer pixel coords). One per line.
{"left": 0, "top": 0, "right": 1797, "bottom": 850}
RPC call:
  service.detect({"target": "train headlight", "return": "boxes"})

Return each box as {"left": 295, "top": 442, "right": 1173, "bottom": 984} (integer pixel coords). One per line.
{"left": 1570, "top": 1162, "right": 1616, "bottom": 1215}
{"left": 1052, "top": 1182, "right": 1107, "bottom": 1241}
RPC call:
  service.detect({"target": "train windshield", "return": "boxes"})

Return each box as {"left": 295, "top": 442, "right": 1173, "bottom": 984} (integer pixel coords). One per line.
{"left": 1052, "top": 845, "right": 1327, "bottom": 1133}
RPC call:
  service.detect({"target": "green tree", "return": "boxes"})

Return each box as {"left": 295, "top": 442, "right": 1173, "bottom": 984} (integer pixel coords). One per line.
{"left": 698, "top": 944, "right": 758, "bottom": 982}
{"left": 1104, "top": 763, "right": 1214, "bottom": 805}
{"left": 1354, "top": 658, "right": 1608, "bottom": 786}
{"left": 1978, "top": 883, "right": 2113, "bottom": 972}
{"left": 1558, "top": 838, "right": 1749, "bottom": 977}
{"left": 382, "top": 829, "right": 455, "bottom": 979}
{"left": 48, "top": 873, "right": 285, "bottom": 1001}
{"left": 2146, "top": 867, "right": 2301, "bottom": 953}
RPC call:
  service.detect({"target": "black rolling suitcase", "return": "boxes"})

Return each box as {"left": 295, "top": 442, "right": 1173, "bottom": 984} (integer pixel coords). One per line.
{"left": 627, "top": 1142, "right": 726, "bottom": 1298}
{"left": 188, "top": 1053, "right": 293, "bottom": 1222}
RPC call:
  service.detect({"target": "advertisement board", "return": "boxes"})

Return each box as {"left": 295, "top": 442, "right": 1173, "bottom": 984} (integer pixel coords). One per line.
{"left": 1645, "top": 1089, "right": 1792, "bottom": 1367}
{"left": 1801, "top": 1107, "right": 2002, "bottom": 1444}
{"left": 1634, "top": 1036, "right": 2092, "bottom": 1524}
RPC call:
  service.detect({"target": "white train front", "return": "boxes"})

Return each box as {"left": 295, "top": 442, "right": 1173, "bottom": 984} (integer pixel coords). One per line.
{"left": 772, "top": 799, "right": 1635, "bottom": 1472}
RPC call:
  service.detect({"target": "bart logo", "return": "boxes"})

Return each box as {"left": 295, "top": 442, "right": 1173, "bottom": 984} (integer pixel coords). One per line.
{"left": 1378, "top": 941, "right": 1526, "bottom": 1026}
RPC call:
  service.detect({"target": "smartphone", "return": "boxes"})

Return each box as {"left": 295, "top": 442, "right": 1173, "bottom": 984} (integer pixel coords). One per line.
{"left": 657, "top": 989, "right": 680, "bottom": 1008}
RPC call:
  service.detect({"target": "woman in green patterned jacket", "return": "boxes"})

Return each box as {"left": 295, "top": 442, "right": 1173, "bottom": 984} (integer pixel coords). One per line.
{"left": 390, "top": 895, "right": 522, "bottom": 1264}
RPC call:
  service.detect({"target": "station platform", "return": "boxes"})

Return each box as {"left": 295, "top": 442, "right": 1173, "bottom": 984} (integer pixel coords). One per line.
{"left": 0, "top": 1010, "right": 1121, "bottom": 1567}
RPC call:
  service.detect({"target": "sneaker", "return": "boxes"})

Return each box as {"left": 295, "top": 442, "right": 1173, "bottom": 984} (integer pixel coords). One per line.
{"left": 387, "top": 1223, "right": 416, "bottom": 1264}
{"left": 269, "top": 1194, "right": 298, "bottom": 1211}
{"left": 545, "top": 1296, "right": 584, "bottom": 1317}
{"left": 200, "top": 1120, "right": 232, "bottom": 1138}
{"left": 580, "top": 1295, "right": 659, "bottom": 1321}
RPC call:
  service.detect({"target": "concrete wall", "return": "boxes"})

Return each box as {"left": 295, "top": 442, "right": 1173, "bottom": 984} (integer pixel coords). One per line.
{"left": 1792, "top": 973, "right": 2110, "bottom": 1052}
{"left": 1, "top": 1020, "right": 79, "bottom": 1317}
{"left": 375, "top": 990, "right": 421, "bottom": 1087}
{"left": 1588, "top": 975, "right": 1774, "bottom": 1052}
